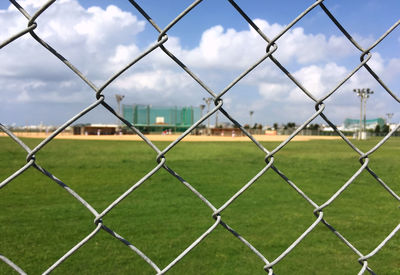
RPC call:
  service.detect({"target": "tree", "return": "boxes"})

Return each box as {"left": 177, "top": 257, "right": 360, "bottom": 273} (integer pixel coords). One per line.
{"left": 374, "top": 124, "right": 380, "bottom": 134}
{"left": 273, "top": 123, "right": 278, "bottom": 130}
{"left": 382, "top": 124, "right": 390, "bottom": 133}
{"left": 287, "top": 122, "right": 296, "bottom": 129}
{"left": 307, "top": 123, "right": 320, "bottom": 130}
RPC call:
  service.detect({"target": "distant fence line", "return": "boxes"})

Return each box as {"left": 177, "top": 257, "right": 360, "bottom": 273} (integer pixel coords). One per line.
{"left": 1, "top": 0, "right": 399, "bottom": 274}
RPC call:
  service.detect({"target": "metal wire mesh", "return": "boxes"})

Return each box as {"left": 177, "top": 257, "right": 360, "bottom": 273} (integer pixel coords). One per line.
{"left": 1, "top": 0, "right": 399, "bottom": 274}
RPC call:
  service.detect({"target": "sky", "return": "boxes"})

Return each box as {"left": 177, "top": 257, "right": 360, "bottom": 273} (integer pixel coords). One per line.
{"left": 0, "top": 0, "right": 399, "bottom": 127}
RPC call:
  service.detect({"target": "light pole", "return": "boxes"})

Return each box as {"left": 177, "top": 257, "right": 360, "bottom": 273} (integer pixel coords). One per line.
{"left": 386, "top": 113, "right": 394, "bottom": 125}
{"left": 115, "top": 94, "right": 125, "bottom": 117}
{"left": 199, "top": 104, "right": 205, "bottom": 135}
{"left": 200, "top": 104, "right": 205, "bottom": 117}
{"left": 115, "top": 94, "right": 125, "bottom": 131}
{"left": 353, "top": 88, "right": 373, "bottom": 140}
{"left": 215, "top": 107, "right": 219, "bottom": 129}
{"left": 249, "top": 110, "right": 254, "bottom": 128}
{"left": 203, "top": 97, "right": 212, "bottom": 135}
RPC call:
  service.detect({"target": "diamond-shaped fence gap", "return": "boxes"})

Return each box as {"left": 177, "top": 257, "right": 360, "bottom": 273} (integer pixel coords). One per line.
{"left": 366, "top": 235, "right": 400, "bottom": 275}
{"left": 46, "top": 228, "right": 157, "bottom": 275}
{"left": 159, "top": 141, "right": 267, "bottom": 207}
{"left": 99, "top": 167, "right": 214, "bottom": 270}
{"left": 0, "top": 98, "right": 106, "bottom": 166}
{"left": 321, "top": 170, "right": 400, "bottom": 270}
{"left": 272, "top": 222, "right": 363, "bottom": 274}
{"left": 324, "top": 62, "right": 400, "bottom": 139}
{"left": 0, "top": 258, "right": 25, "bottom": 275}
{"left": 231, "top": 0, "right": 317, "bottom": 34}
{"left": 221, "top": 57, "right": 312, "bottom": 125}
{"left": 132, "top": 0, "right": 201, "bottom": 33}
{"left": 265, "top": 22, "right": 363, "bottom": 103}
{"left": 34, "top": 137, "right": 159, "bottom": 211}
{"left": 12, "top": 0, "right": 153, "bottom": 87}
{"left": 0, "top": 27, "right": 97, "bottom": 127}
{"left": 167, "top": 225, "right": 267, "bottom": 275}
{"left": 103, "top": 44, "right": 206, "bottom": 109}
{"left": 362, "top": 137, "right": 400, "bottom": 196}
{"left": 321, "top": 0, "right": 400, "bottom": 51}
{"left": 0, "top": 167, "right": 95, "bottom": 274}
{"left": 0, "top": 14, "right": 94, "bottom": 84}
{"left": 0, "top": 50, "right": 97, "bottom": 127}
{"left": 269, "top": 138, "right": 363, "bottom": 206}
{"left": 132, "top": 2, "right": 273, "bottom": 96}
{"left": 359, "top": 46, "right": 400, "bottom": 102}
{"left": 218, "top": 166, "right": 317, "bottom": 266}
{"left": 0, "top": 134, "right": 32, "bottom": 183}
{"left": 368, "top": 20, "right": 400, "bottom": 62}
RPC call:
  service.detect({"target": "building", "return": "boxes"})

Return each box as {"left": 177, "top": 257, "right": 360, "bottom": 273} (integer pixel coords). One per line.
{"left": 343, "top": 118, "right": 385, "bottom": 131}
{"left": 122, "top": 104, "right": 201, "bottom": 133}
{"left": 73, "top": 124, "right": 118, "bottom": 135}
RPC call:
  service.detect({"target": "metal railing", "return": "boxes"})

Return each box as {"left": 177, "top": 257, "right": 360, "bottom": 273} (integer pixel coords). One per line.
{"left": 1, "top": 1, "right": 399, "bottom": 274}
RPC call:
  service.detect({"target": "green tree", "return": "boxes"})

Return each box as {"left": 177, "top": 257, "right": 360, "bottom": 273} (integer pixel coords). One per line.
{"left": 287, "top": 122, "right": 296, "bottom": 128}
{"left": 382, "top": 124, "right": 390, "bottom": 133}
{"left": 308, "top": 123, "right": 320, "bottom": 130}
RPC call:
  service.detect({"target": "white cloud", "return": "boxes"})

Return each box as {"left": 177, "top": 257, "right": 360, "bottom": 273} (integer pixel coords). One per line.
{"left": 0, "top": 0, "right": 146, "bottom": 106}
{"left": 183, "top": 25, "right": 264, "bottom": 69}
{"left": 114, "top": 70, "right": 192, "bottom": 93}
{"left": 108, "top": 44, "right": 140, "bottom": 72}
{"left": 385, "top": 57, "right": 400, "bottom": 81}
{"left": 258, "top": 82, "right": 291, "bottom": 101}
{"left": 291, "top": 62, "right": 348, "bottom": 100}
{"left": 179, "top": 18, "right": 355, "bottom": 71}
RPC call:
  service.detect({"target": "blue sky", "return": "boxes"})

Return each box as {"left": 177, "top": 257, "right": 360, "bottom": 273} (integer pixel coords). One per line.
{"left": 0, "top": 0, "right": 399, "bottom": 127}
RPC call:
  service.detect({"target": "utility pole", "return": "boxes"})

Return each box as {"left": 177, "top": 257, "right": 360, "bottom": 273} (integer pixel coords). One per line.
{"left": 353, "top": 88, "right": 373, "bottom": 140}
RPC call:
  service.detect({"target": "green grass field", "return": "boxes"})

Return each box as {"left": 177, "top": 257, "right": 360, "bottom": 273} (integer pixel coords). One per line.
{"left": 1, "top": 136, "right": 399, "bottom": 274}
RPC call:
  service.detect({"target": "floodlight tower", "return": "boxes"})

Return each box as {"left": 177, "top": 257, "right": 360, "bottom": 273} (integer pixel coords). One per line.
{"left": 115, "top": 94, "right": 125, "bottom": 128}
{"left": 386, "top": 112, "right": 394, "bottom": 125}
{"left": 249, "top": 110, "right": 254, "bottom": 128}
{"left": 199, "top": 104, "right": 205, "bottom": 134}
{"left": 353, "top": 89, "right": 363, "bottom": 139}
{"left": 199, "top": 104, "right": 205, "bottom": 117}
{"left": 203, "top": 97, "right": 213, "bottom": 135}
{"left": 353, "top": 88, "right": 373, "bottom": 140}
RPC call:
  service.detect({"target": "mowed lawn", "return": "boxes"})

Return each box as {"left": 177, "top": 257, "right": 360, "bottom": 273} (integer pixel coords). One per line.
{"left": 0, "top": 136, "right": 399, "bottom": 274}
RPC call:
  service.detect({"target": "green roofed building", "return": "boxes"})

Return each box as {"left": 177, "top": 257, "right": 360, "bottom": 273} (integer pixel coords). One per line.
{"left": 122, "top": 104, "right": 201, "bottom": 133}
{"left": 343, "top": 118, "right": 385, "bottom": 131}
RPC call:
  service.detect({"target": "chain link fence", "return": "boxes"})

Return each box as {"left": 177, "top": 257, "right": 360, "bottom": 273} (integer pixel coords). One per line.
{"left": 1, "top": 0, "right": 399, "bottom": 274}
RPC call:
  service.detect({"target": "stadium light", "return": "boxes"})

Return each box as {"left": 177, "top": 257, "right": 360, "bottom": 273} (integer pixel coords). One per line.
{"left": 386, "top": 112, "right": 394, "bottom": 125}
{"left": 203, "top": 97, "right": 213, "bottom": 135}
{"left": 115, "top": 94, "right": 125, "bottom": 129}
{"left": 249, "top": 110, "right": 254, "bottom": 128}
{"left": 199, "top": 104, "right": 205, "bottom": 117}
{"left": 353, "top": 88, "right": 373, "bottom": 140}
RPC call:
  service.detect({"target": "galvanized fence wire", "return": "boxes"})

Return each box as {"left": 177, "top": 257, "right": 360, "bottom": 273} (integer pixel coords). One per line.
{"left": 1, "top": 0, "right": 399, "bottom": 274}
